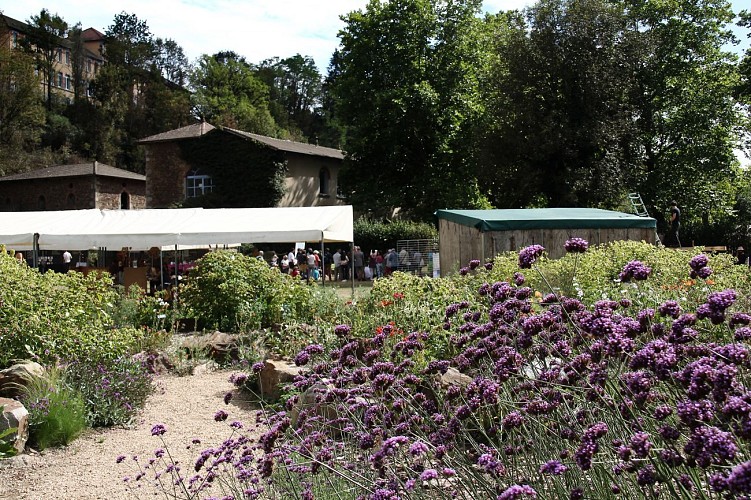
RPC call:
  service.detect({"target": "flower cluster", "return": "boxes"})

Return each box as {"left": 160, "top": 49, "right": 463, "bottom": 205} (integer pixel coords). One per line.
{"left": 123, "top": 241, "right": 751, "bottom": 500}
{"left": 518, "top": 245, "right": 545, "bottom": 269}
{"left": 689, "top": 253, "right": 713, "bottom": 279}
{"left": 618, "top": 260, "right": 651, "bottom": 281}
{"left": 564, "top": 238, "right": 589, "bottom": 253}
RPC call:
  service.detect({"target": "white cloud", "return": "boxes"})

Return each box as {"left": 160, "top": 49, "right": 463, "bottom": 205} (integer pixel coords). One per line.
{"left": 1, "top": 0, "right": 534, "bottom": 72}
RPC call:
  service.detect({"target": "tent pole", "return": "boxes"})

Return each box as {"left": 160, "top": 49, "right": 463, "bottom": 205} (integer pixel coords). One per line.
{"left": 320, "top": 234, "right": 325, "bottom": 288}
{"left": 33, "top": 233, "right": 39, "bottom": 269}
{"left": 159, "top": 251, "right": 164, "bottom": 291}
{"left": 351, "top": 242, "right": 355, "bottom": 296}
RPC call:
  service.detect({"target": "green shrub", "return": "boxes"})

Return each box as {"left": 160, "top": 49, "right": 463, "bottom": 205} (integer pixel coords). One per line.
{"left": 23, "top": 366, "right": 87, "bottom": 450}
{"left": 111, "top": 284, "right": 174, "bottom": 331}
{"left": 354, "top": 216, "right": 438, "bottom": 252}
{"left": 181, "top": 251, "right": 317, "bottom": 332}
{"left": 0, "top": 249, "right": 144, "bottom": 366}
{"left": 64, "top": 356, "right": 154, "bottom": 427}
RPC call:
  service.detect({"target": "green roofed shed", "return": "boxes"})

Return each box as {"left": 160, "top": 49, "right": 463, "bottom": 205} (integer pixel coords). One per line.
{"left": 435, "top": 208, "right": 656, "bottom": 275}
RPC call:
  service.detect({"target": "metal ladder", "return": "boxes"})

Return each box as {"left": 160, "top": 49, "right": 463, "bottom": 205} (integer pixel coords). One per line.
{"left": 628, "top": 192, "right": 661, "bottom": 245}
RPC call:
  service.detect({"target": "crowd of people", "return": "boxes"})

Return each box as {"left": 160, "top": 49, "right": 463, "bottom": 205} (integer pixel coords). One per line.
{"left": 259, "top": 246, "right": 431, "bottom": 282}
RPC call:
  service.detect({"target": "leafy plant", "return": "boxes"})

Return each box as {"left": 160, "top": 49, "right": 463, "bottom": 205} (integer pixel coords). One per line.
{"left": 64, "top": 356, "right": 154, "bottom": 427}
{"left": 22, "top": 366, "right": 87, "bottom": 450}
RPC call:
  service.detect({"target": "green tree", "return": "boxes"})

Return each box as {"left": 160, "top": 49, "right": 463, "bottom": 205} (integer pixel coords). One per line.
{"left": 334, "top": 0, "right": 489, "bottom": 220}
{"left": 190, "top": 51, "right": 277, "bottom": 135}
{"left": 626, "top": 0, "right": 741, "bottom": 229}
{"left": 0, "top": 41, "right": 45, "bottom": 174}
{"left": 481, "top": 0, "right": 639, "bottom": 208}
{"left": 21, "top": 9, "right": 68, "bottom": 110}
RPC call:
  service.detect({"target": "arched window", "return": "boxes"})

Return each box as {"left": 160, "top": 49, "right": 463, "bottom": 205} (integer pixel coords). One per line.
{"left": 319, "top": 168, "right": 330, "bottom": 196}
{"left": 186, "top": 169, "right": 214, "bottom": 198}
{"left": 67, "top": 193, "right": 76, "bottom": 208}
{"left": 37, "top": 196, "right": 46, "bottom": 210}
{"left": 120, "top": 192, "right": 130, "bottom": 210}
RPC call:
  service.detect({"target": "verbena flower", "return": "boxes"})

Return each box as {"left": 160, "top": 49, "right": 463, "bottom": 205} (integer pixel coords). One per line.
{"left": 564, "top": 238, "right": 589, "bottom": 253}
{"left": 214, "top": 410, "right": 229, "bottom": 422}
{"left": 518, "top": 245, "right": 545, "bottom": 269}
{"left": 619, "top": 260, "right": 651, "bottom": 282}
{"left": 151, "top": 424, "right": 167, "bottom": 436}
{"left": 498, "top": 484, "right": 537, "bottom": 499}
{"left": 540, "top": 460, "right": 568, "bottom": 475}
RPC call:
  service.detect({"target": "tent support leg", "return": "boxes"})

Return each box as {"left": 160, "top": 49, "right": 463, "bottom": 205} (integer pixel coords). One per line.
{"left": 320, "top": 234, "right": 325, "bottom": 288}
{"left": 33, "top": 233, "right": 39, "bottom": 269}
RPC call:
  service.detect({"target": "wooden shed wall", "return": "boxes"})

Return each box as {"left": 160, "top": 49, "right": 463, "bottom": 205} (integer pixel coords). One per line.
{"left": 439, "top": 220, "right": 655, "bottom": 276}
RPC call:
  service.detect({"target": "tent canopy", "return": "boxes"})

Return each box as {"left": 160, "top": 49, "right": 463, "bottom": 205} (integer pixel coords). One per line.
{"left": 435, "top": 208, "right": 656, "bottom": 232}
{"left": 0, "top": 206, "right": 354, "bottom": 250}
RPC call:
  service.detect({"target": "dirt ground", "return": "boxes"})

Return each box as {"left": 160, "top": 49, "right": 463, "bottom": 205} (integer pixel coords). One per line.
{"left": 0, "top": 368, "right": 260, "bottom": 500}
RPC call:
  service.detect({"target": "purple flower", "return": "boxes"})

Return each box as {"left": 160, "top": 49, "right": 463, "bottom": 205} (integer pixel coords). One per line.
{"left": 689, "top": 254, "right": 709, "bottom": 271}
{"left": 214, "top": 410, "right": 228, "bottom": 422}
{"left": 409, "top": 441, "right": 429, "bottom": 456}
{"left": 636, "top": 465, "right": 657, "bottom": 486}
{"left": 513, "top": 272, "right": 525, "bottom": 285}
{"left": 658, "top": 300, "right": 682, "bottom": 318}
{"left": 294, "top": 351, "right": 310, "bottom": 366}
{"left": 223, "top": 392, "right": 233, "bottom": 405}
{"left": 229, "top": 372, "right": 249, "bottom": 386}
{"left": 251, "top": 362, "right": 265, "bottom": 373}
{"left": 540, "top": 460, "right": 568, "bottom": 475}
{"left": 619, "top": 260, "right": 651, "bottom": 281}
{"left": 116, "top": 455, "right": 126, "bottom": 463}
{"left": 564, "top": 238, "right": 589, "bottom": 253}
{"left": 420, "top": 469, "right": 439, "bottom": 481}
{"left": 334, "top": 324, "right": 351, "bottom": 337}
{"left": 469, "top": 259, "right": 481, "bottom": 270}
{"left": 518, "top": 245, "right": 545, "bottom": 269}
{"left": 684, "top": 425, "right": 737, "bottom": 468}
{"left": 459, "top": 267, "right": 470, "bottom": 276}
{"left": 728, "top": 460, "right": 751, "bottom": 493}
{"left": 498, "top": 484, "right": 537, "bottom": 499}
{"left": 151, "top": 424, "right": 167, "bottom": 436}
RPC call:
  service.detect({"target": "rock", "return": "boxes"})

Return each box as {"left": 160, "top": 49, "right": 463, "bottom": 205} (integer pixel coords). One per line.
{"left": 0, "top": 361, "right": 45, "bottom": 398}
{"left": 181, "top": 331, "right": 239, "bottom": 363}
{"left": 258, "top": 359, "right": 302, "bottom": 400}
{"left": 191, "top": 363, "right": 214, "bottom": 376}
{"left": 0, "top": 397, "right": 29, "bottom": 455}
{"left": 439, "top": 367, "right": 472, "bottom": 389}
{"left": 289, "top": 382, "right": 336, "bottom": 428}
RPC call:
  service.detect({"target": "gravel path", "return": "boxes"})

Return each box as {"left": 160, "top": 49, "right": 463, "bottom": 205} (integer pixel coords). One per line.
{"left": 0, "top": 367, "right": 260, "bottom": 500}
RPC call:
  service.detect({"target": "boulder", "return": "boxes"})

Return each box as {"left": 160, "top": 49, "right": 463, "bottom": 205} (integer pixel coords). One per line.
{"left": 0, "top": 361, "right": 45, "bottom": 398}
{"left": 0, "top": 397, "right": 29, "bottom": 455}
{"left": 289, "top": 382, "right": 336, "bottom": 428}
{"left": 439, "top": 367, "right": 472, "bottom": 389}
{"left": 258, "top": 359, "right": 302, "bottom": 400}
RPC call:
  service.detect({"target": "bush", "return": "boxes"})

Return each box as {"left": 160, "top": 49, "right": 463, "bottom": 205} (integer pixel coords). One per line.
{"left": 23, "top": 366, "right": 87, "bottom": 450}
{"left": 64, "top": 356, "right": 154, "bottom": 427}
{"left": 0, "top": 249, "right": 146, "bottom": 367}
{"left": 354, "top": 216, "right": 438, "bottom": 252}
{"left": 180, "top": 251, "right": 317, "bottom": 332}
{"left": 111, "top": 285, "right": 174, "bottom": 332}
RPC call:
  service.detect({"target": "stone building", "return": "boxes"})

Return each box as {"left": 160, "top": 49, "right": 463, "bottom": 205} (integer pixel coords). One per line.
{"left": 0, "top": 161, "right": 146, "bottom": 211}
{"left": 138, "top": 123, "right": 345, "bottom": 209}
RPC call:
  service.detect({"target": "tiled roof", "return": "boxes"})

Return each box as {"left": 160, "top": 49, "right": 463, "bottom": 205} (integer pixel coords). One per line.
{"left": 81, "top": 27, "right": 104, "bottom": 42}
{"left": 223, "top": 127, "right": 344, "bottom": 160}
{"left": 0, "top": 162, "right": 145, "bottom": 182}
{"left": 137, "top": 122, "right": 216, "bottom": 143}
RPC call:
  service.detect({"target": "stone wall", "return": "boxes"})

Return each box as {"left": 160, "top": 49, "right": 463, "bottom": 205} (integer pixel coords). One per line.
{"left": 144, "top": 142, "right": 190, "bottom": 208}
{"left": 0, "top": 176, "right": 145, "bottom": 211}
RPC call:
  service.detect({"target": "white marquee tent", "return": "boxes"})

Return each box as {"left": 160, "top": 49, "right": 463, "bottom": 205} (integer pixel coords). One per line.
{"left": 0, "top": 206, "right": 354, "bottom": 251}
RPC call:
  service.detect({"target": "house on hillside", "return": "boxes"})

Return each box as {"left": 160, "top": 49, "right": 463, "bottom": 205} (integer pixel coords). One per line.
{"left": 0, "top": 161, "right": 146, "bottom": 211}
{"left": 0, "top": 14, "right": 105, "bottom": 102}
{"left": 138, "top": 123, "right": 345, "bottom": 209}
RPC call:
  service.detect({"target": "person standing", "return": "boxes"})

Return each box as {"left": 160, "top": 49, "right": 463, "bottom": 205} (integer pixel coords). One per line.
{"left": 665, "top": 201, "right": 681, "bottom": 248}
{"left": 333, "top": 249, "right": 342, "bottom": 280}
{"left": 353, "top": 246, "right": 364, "bottom": 281}
{"left": 62, "top": 250, "right": 72, "bottom": 271}
{"left": 736, "top": 246, "right": 749, "bottom": 266}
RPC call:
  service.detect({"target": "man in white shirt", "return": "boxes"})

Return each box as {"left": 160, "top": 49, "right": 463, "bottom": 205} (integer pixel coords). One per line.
{"left": 62, "top": 250, "right": 72, "bottom": 270}
{"left": 333, "top": 249, "right": 342, "bottom": 280}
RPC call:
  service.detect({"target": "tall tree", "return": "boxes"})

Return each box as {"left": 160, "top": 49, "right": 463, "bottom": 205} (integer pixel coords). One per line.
{"left": 482, "top": 0, "right": 639, "bottom": 208}
{"left": 0, "top": 40, "right": 45, "bottom": 173}
{"left": 190, "top": 51, "right": 277, "bottom": 135}
{"left": 334, "top": 0, "right": 489, "bottom": 220}
{"left": 153, "top": 37, "right": 189, "bottom": 86}
{"left": 21, "top": 9, "right": 68, "bottom": 110}
{"left": 626, "top": 0, "right": 741, "bottom": 226}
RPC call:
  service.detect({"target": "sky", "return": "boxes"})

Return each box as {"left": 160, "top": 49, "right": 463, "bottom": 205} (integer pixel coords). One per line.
{"left": 0, "top": 1, "right": 579, "bottom": 71}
